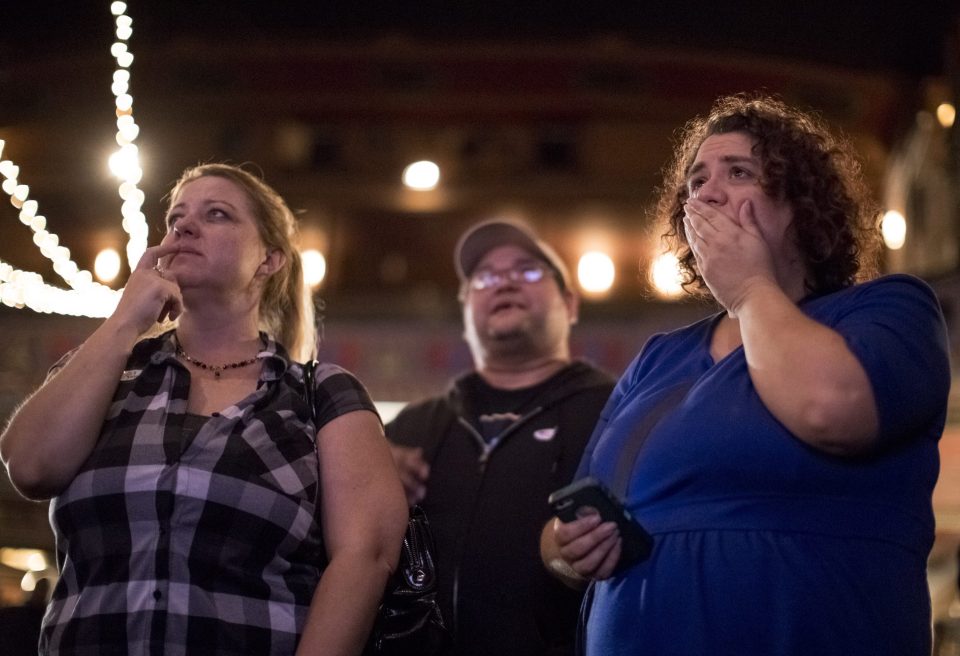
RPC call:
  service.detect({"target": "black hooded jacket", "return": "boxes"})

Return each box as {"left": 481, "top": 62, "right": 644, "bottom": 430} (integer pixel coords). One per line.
{"left": 386, "top": 361, "right": 615, "bottom": 656}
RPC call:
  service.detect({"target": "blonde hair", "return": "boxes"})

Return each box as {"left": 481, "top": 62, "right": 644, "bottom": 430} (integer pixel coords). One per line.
{"left": 167, "top": 163, "right": 316, "bottom": 361}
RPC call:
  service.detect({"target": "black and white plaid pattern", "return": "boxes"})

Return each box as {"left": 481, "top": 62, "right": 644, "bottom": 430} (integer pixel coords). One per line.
{"left": 40, "top": 330, "right": 376, "bottom": 655}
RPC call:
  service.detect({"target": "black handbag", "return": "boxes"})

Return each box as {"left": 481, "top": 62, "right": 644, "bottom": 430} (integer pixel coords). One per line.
{"left": 303, "top": 360, "right": 450, "bottom": 656}
{"left": 364, "top": 505, "right": 449, "bottom": 655}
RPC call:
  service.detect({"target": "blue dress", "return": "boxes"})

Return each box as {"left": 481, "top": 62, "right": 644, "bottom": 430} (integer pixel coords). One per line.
{"left": 576, "top": 275, "right": 950, "bottom": 655}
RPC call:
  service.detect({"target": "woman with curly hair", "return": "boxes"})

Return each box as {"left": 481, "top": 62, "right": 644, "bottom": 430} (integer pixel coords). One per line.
{"left": 545, "top": 95, "right": 950, "bottom": 654}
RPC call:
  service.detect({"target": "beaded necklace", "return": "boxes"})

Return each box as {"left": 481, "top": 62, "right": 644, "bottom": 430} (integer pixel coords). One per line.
{"left": 175, "top": 337, "right": 260, "bottom": 380}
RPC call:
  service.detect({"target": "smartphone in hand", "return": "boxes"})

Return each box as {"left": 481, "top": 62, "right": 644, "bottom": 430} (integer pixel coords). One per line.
{"left": 548, "top": 476, "right": 653, "bottom": 572}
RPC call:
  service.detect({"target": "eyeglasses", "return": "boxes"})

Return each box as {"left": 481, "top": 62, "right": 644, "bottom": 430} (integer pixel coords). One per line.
{"left": 469, "top": 262, "right": 553, "bottom": 291}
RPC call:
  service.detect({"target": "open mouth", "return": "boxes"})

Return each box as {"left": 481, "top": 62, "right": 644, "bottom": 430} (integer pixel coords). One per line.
{"left": 491, "top": 300, "right": 524, "bottom": 314}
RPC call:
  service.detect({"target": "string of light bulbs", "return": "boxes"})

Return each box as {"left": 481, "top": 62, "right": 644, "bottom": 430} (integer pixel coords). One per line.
{"left": 0, "top": 1, "right": 145, "bottom": 317}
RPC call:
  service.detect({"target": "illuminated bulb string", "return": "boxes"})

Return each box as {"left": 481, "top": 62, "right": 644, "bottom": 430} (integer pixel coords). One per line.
{"left": 108, "top": 1, "right": 149, "bottom": 270}
{"left": 0, "top": 142, "right": 120, "bottom": 316}
{"left": 0, "top": 1, "right": 144, "bottom": 317}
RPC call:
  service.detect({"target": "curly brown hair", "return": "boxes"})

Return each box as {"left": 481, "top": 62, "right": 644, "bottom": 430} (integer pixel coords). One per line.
{"left": 656, "top": 93, "right": 881, "bottom": 296}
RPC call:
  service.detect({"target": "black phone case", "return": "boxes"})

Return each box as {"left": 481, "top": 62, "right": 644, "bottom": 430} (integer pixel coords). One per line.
{"left": 548, "top": 477, "right": 653, "bottom": 571}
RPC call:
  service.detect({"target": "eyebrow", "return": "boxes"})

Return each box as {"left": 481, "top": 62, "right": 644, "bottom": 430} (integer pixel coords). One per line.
{"left": 167, "top": 198, "right": 240, "bottom": 213}
{"left": 686, "top": 154, "right": 760, "bottom": 179}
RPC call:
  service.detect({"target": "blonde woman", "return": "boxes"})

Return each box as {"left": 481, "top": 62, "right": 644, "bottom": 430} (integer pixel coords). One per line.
{"left": 1, "top": 164, "right": 407, "bottom": 655}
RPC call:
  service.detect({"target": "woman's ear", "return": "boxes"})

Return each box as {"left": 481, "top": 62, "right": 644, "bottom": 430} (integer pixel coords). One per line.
{"left": 258, "top": 248, "right": 286, "bottom": 277}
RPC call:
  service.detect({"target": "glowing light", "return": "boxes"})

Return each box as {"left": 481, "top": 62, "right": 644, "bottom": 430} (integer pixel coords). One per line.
{"left": 0, "top": 548, "right": 48, "bottom": 572}
{"left": 881, "top": 210, "right": 906, "bottom": 250}
{"left": 650, "top": 252, "right": 684, "bottom": 298}
{"left": 375, "top": 401, "right": 406, "bottom": 424}
{"left": 402, "top": 160, "right": 441, "bottom": 190}
{"left": 301, "top": 248, "right": 327, "bottom": 287}
{"left": 21, "top": 571, "right": 39, "bottom": 592}
{"left": 0, "top": 1, "right": 140, "bottom": 317}
{"left": 936, "top": 103, "right": 956, "bottom": 129}
{"left": 19, "top": 199, "right": 37, "bottom": 221}
{"left": 108, "top": 144, "right": 140, "bottom": 179}
{"left": 115, "top": 14, "right": 133, "bottom": 41}
{"left": 109, "top": 2, "right": 148, "bottom": 269}
{"left": 0, "top": 160, "right": 20, "bottom": 179}
{"left": 27, "top": 552, "right": 47, "bottom": 572}
{"left": 94, "top": 248, "right": 123, "bottom": 283}
{"left": 115, "top": 93, "right": 133, "bottom": 111}
{"left": 117, "top": 120, "right": 139, "bottom": 143}
{"left": 577, "top": 251, "right": 615, "bottom": 294}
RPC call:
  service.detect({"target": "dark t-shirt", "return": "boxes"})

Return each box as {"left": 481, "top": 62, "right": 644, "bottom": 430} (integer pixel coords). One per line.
{"left": 461, "top": 374, "right": 559, "bottom": 444}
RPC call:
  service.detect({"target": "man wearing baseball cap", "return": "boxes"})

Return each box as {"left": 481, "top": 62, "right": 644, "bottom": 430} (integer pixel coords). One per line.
{"left": 387, "top": 218, "right": 615, "bottom": 656}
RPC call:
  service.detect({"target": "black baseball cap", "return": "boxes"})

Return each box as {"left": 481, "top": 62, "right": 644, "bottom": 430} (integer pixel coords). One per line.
{"left": 454, "top": 219, "right": 572, "bottom": 290}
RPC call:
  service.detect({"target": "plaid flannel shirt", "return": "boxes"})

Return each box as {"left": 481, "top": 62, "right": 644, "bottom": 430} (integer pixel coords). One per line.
{"left": 39, "top": 331, "right": 376, "bottom": 655}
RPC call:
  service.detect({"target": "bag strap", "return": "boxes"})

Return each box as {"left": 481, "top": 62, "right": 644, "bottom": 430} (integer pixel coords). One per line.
{"left": 304, "top": 360, "right": 317, "bottom": 425}
{"left": 302, "top": 360, "right": 325, "bottom": 512}
{"left": 575, "top": 580, "right": 596, "bottom": 656}
{"left": 610, "top": 382, "right": 692, "bottom": 498}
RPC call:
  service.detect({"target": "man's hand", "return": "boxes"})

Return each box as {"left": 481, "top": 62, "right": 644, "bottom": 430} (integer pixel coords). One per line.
{"left": 389, "top": 445, "right": 430, "bottom": 506}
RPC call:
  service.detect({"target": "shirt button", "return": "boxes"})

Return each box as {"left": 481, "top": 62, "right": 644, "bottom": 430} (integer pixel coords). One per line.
{"left": 153, "top": 590, "right": 162, "bottom": 600}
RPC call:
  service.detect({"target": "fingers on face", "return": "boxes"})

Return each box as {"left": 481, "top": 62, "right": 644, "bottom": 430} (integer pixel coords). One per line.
{"left": 738, "top": 199, "right": 756, "bottom": 227}
{"left": 152, "top": 262, "right": 180, "bottom": 286}
{"left": 140, "top": 241, "right": 182, "bottom": 272}
{"left": 683, "top": 203, "right": 711, "bottom": 242}
{"left": 684, "top": 217, "right": 704, "bottom": 253}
